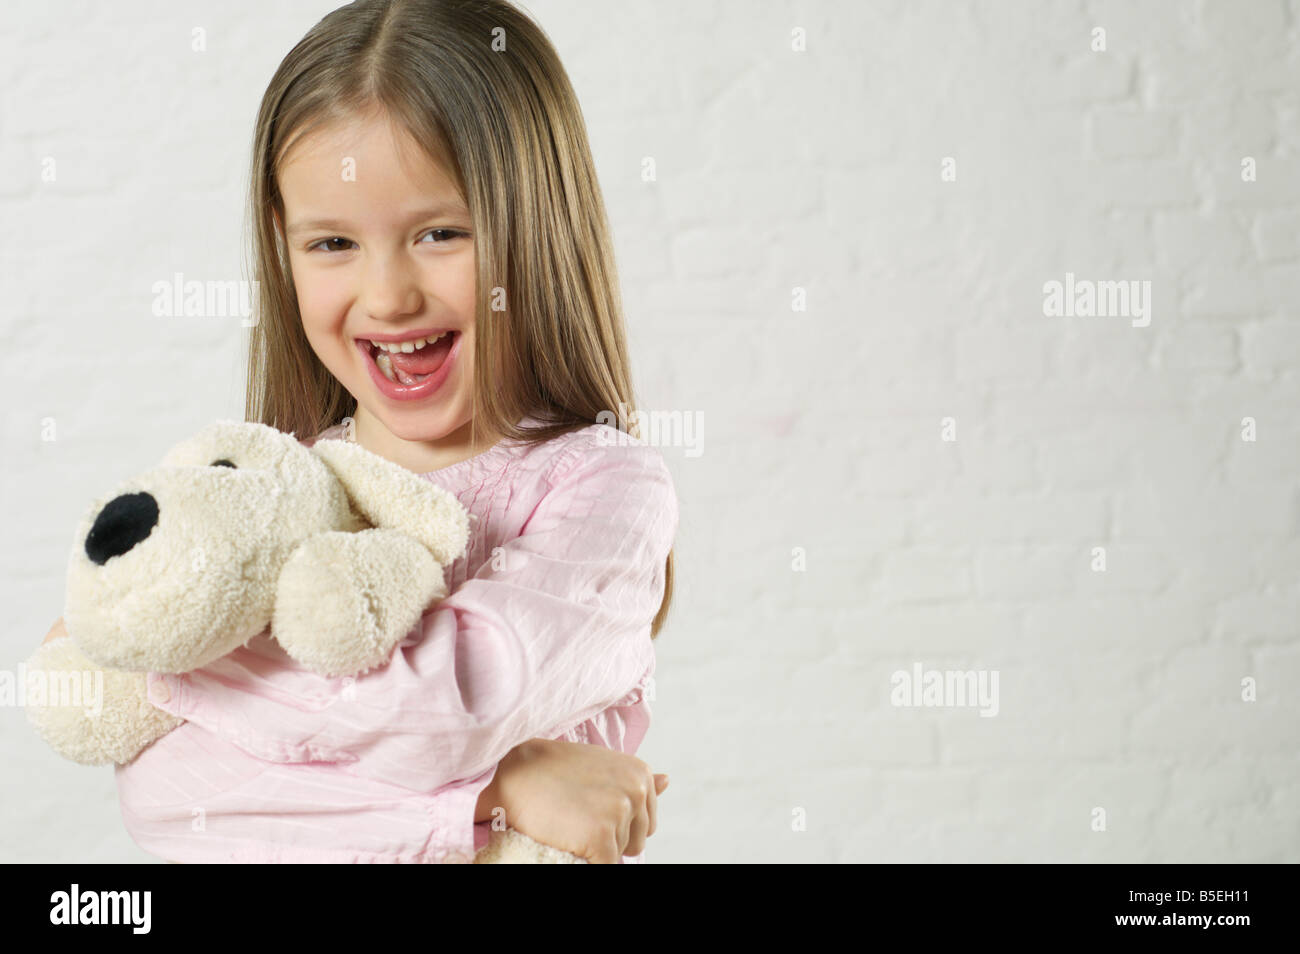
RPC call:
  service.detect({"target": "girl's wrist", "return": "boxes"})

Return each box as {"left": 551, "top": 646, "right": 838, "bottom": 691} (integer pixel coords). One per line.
{"left": 474, "top": 738, "right": 549, "bottom": 823}
{"left": 474, "top": 769, "right": 505, "bottom": 823}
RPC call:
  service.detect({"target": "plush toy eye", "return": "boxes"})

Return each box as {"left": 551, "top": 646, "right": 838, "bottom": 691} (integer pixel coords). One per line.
{"left": 211, "top": 458, "right": 237, "bottom": 468}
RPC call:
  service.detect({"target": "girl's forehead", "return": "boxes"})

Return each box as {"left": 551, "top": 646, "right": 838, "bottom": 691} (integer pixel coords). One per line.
{"left": 281, "top": 136, "right": 461, "bottom": 205}
{"left": 282, "top": 114, "right": 410, "bottom": 166}
{"left": 282, "top": 109, "right": 454, "bottom": 175}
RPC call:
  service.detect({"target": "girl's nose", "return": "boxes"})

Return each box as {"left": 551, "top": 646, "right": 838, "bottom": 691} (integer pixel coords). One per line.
{"left": 360, "top": 257, "right": 424, "bottom": 321}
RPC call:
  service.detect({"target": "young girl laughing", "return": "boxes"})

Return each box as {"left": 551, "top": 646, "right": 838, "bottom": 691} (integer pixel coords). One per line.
{"left": 47, "top": 0, "right": 680, "bottom": 864}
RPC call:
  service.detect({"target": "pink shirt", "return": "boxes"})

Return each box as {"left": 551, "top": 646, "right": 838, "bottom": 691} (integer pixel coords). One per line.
{"left": 114, "top": 415, "right": 678, "bottom": 863}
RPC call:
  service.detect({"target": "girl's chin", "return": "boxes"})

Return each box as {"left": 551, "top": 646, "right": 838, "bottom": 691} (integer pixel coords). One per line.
{"left": 356, "top": 401, "right": 469, "bottom": 439}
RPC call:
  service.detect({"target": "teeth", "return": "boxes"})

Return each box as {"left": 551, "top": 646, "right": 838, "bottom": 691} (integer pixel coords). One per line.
{"left": 374, "top": 350, "right": 397, "bottom": 382}
{"left": 368, "top": 332, "right": 448, "bottom": 353}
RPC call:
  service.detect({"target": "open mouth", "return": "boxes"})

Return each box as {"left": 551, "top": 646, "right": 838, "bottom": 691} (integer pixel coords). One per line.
{"left": 359, "top": 331, "right": 458, "bottom": 387}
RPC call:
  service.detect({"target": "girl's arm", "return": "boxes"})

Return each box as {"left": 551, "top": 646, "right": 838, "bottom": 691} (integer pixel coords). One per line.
{"left": 142, "top": 437, "right": 678, "bottom": 795}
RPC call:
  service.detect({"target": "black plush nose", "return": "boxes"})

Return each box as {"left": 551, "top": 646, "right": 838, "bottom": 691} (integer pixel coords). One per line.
{"left": 85, "top": 492, "right": 160, "bottom": 565}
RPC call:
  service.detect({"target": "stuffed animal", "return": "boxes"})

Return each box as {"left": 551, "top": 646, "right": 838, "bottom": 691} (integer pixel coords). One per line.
{"left": 23, "top": 419, "right": 584, "bottom": 864}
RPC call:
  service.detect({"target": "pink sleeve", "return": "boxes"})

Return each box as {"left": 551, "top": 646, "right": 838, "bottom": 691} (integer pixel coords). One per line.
{"left": 114, "top": 715, "right": 501, "bottom": 863}
{"left": 148, "top": 438, "right": 677, "bottom": 795}
{"left": 418, "top": 765, "right": 499, "bottom": 860}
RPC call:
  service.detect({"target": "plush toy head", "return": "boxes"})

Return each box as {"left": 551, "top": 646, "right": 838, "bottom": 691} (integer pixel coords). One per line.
{"left": 64, "top": 421, "right": 473, "bottom": 675}
{"left": 66, "top": 420, "right": 365, "bottom": 672}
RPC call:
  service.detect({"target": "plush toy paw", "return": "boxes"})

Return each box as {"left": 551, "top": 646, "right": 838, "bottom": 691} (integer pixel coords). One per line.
{"left": 273, "top": 528, "right": 448, "bottom": 677}
{"left": 472, "top": 828, "right": 589, "bottom": 864}
{"left": 23, "top": 639, "right": 184, "bottom": 766}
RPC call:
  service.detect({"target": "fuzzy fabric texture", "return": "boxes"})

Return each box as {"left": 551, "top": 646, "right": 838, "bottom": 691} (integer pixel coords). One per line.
{"left": 473, "top": 827, "right": 589, "bottom": 864}
{"left": 25, "top": 637, "right": 185, "bottom": 766}
{"left": 24, "top": 419, "right": 581, "bottom": 863}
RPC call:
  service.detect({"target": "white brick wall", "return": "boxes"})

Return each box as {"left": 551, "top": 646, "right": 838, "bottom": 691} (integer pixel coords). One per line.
{"left": 2, "top": 0, "right": 1297, "bottom": 863}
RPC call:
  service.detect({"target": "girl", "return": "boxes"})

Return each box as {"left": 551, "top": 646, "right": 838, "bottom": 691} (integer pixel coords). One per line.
{"left": 49, "top": 0, "right": 679, "bottom": 864}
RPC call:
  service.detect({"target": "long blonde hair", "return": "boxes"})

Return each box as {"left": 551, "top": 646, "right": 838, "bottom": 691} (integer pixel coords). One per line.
{"left": 241, "top": 0, "right": 673, "bottom": 637}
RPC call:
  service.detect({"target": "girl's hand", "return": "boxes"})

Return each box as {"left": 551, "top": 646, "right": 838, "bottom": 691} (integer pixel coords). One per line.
{"left": 484, "top": 737, "right": 668, "bottom": 864}
{"left": 42, "top": 617, "right": 69, "bottom": 645}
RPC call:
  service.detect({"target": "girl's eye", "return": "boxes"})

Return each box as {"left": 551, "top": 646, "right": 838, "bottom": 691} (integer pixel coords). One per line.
{"left": 420, "top": 228, "right": 470, "bottom": 244}
{"left": 307, "top": 237, "right": 357, "bottom": 253}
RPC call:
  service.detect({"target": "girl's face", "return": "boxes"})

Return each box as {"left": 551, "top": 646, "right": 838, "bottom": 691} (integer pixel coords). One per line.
{"left": 276, "top": 110, "right": 477, "bottom": 448}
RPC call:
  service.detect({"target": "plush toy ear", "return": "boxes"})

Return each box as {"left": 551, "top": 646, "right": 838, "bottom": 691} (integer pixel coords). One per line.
{"left": 308, "top": 438, "right": 470, "bottom": 566}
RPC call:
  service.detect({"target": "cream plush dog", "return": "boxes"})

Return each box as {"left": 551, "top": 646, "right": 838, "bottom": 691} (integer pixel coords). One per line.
{"left": 24, "top": 419, "right": 582, "bottom": 864}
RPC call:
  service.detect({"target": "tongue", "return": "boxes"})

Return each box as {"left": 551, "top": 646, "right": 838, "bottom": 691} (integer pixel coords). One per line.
{"left": 388, "top": 334, "right": 454, "bottom": 376}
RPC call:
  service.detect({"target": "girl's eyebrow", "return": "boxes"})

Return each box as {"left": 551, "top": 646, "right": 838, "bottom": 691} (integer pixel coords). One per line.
{"left": 286, "top": 202, "right": 470, "bottom": 237}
